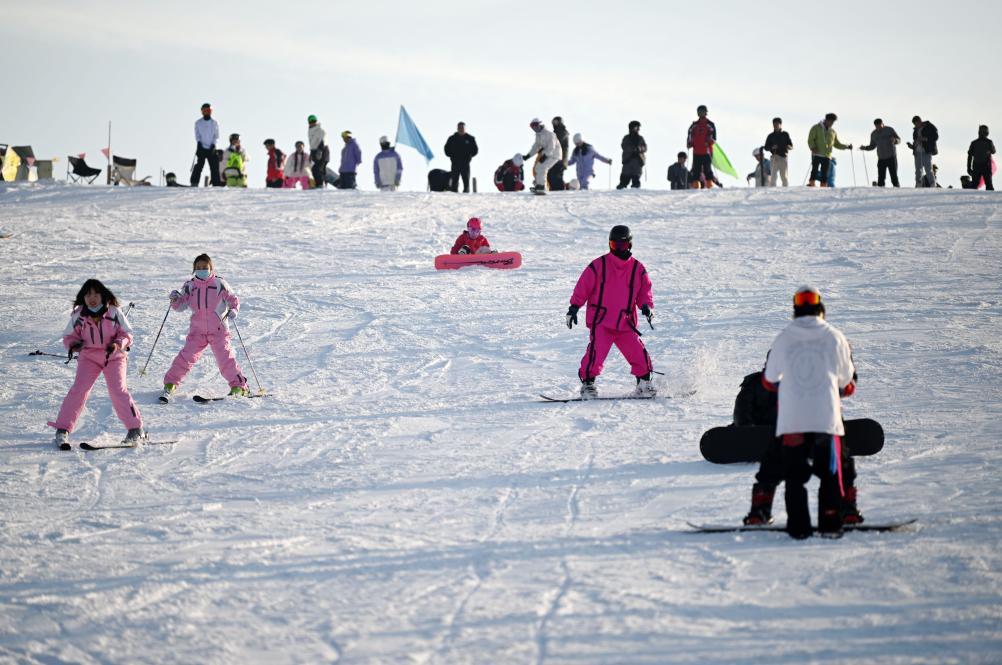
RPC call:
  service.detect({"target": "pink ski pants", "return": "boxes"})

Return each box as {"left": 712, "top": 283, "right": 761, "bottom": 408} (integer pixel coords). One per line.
{"left": 579, "top": 325, "right": 653, "bottom": 381}
{"left": 50, "top": 353, "right": 142, "bottom": 432}
{"left": 164, "top": 330, "right": 247, "bottom": 388}
{"left": 283, "top": 176, "right": 310, "bottom": 189}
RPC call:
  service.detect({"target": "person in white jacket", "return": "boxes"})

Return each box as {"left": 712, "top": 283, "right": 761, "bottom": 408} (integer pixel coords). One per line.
{"left": 523, "top": 118, "right": 562, "bottom": 193}
{"left": 283, "top": 141, "right": 312, "bottom": 189}
{"left": 307, "top": 115, "right": 329, "bottom": 189}
{"left": 744, "top": 286, "right": 858, "bottom": 539}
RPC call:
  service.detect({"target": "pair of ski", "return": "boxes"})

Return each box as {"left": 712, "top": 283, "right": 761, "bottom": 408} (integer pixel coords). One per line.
{"left": 539, "top": 389, "right": 696, "bottom": 403}
{"left": 159, "top": 394, "right": 266, "bottom": 404}
{"left": 61, "top": 438, "right": 179, "bottom": 451}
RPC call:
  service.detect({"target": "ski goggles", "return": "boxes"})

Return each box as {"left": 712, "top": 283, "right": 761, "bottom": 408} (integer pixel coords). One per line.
{"left": 793, "top": 290, "right": 821, "bottom": 306}
{"left": 609, "top": 239, "right": 632, "bottom": 252}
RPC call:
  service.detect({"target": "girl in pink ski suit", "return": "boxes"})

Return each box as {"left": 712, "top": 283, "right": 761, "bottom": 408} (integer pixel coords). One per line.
{"left": 49, "top": 279, "right": 143, "bottom": 445}
{"left": 567, "top": 225, "right": 655, "bottom": 397}
{"left": 162, "top": 254, "right": 247, "bottom": 397}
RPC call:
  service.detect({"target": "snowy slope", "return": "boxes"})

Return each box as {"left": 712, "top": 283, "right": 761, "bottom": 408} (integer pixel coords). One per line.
{"left": 1, "top": 183, "right": 1000, "bottom": 664}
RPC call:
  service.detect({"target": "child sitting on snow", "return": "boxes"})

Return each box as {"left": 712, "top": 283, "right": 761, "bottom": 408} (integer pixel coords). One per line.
{"left": 450, "top": 217, "right": 492, "bottom": 255}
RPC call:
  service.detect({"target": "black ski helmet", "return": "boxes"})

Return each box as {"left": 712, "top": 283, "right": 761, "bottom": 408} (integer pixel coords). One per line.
{"left": 609, "top": 225, "right": 632, "bottom": 242}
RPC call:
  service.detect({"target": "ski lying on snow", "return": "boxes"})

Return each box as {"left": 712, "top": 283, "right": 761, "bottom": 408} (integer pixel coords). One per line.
{"left": 686, "top": 519, "right": 917, "bottom": 533}
{"left": 539, "top": 389, "right": 696, "bottom": 403}
{"left": 79, "top": 440, "right": 179, "bottom": 450}
{"left": 192, "top": 394, "right": 266, "bottom": 403}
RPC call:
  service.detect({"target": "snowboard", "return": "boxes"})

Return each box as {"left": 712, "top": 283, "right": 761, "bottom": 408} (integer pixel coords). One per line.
{"left": 687, "top": 518, "right": 916, "bottom": 534}
{"left": 699, "top": 418, "right": 883, "bottom": 464}
{"left": 434, "top": 252, "right": 522, "bottom": 270}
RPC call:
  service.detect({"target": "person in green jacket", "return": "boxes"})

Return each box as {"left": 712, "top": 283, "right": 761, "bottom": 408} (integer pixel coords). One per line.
{"left": 807, "top": 113, "right": 852, "bottom": 187}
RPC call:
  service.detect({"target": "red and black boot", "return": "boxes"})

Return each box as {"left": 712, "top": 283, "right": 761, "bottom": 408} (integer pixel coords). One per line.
{"left": 742, "top": 483, "right": 776, "bottom": 525}
{"left": 841, "top": 486, "right": 864, "bottom": 525}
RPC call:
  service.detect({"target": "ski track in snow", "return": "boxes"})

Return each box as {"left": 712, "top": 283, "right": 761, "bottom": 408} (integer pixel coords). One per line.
{"left": 1, "top": 183, "right": 1001, "bottom": 663}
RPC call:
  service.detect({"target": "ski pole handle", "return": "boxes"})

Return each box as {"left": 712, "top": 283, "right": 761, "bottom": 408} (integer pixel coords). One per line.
{"left": 139, "top": 304, "right": 171, "bottom": 377}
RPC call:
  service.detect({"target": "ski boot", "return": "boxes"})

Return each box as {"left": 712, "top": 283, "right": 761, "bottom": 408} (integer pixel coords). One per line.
{"left": 123, "top": 428, "right": 147, "bottom": 446}
{"left": 840, "top": 487, "right": 864, "bottom": 525}
{"left": 742, "top": 483, "right": 775, "bottom": 525}
{"left": 159, "top": 383, "right": 177, "bottom": 404}
{"left": 229, "top": 385, "right": 250, "bottom": 397}
{"left": 633, "top": 373, "right": 657, "bottom": 397}
{"left": 54, "top": 429, "right": 70, "bottom": 451}
{"left": 580, "top": 378, "right": 598, "bottom": 400}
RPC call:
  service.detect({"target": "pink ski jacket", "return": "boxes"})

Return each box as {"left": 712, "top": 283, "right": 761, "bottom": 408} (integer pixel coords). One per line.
{"left": 62, "top": 305, "right": 134, "bottom": 355}
{"left": 570, "top": 253, "right": 653, "bottom": 332}
{"left": 171, "top": 274, "right": 240, "bottom": 335}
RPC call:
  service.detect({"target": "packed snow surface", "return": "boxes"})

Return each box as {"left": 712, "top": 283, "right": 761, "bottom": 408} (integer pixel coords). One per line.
{"left": 1, "top": 184, "right": 1001, "bottom": 664}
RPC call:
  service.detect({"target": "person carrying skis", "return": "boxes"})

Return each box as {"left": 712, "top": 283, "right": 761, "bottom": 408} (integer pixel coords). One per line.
{"left": 687, "top": 105, "right": 716, "bottom": 188}
{"left": 666, "top": 152, "right": 690, "bottom": 190}
{"left": 494, "top": 154, "right": 525, "bottom": 192}
{"left": 618, "top": 121, "right": 647, "bottom": 189}
{"left": 283, "top": 141, "right": 312, "bottom": 189}
{"left": 807, "top": 113, "right": 851, "bottom": 187}
{"left": 160, "top": 254, "right": 248, "bottom": 403}
{"left": 743, "top": 286, "right": 858, "bottom": 539}
{"left": 450, "top": 217, "right": 491, "bottom": 254}
{"left": 307, "top": 115, "right": 329, "bottom": 189}
{"left": 567, "top": 133, "right": 612, "bottom": 190}
{"left": 859, "top": 118, "right": 901, "bottom": 187}
{"left": 190, "top": 102, "right": 222, "bottom": 187}
{"left": 567, "top": 225, "right": 655, "bottom": 398}
{"left": 221, "top": 133, "right": 248, "bottom": 188}
{"left": 524, "top": 118, "right": 562, "bottom": 194}
{"left": 967, "top": 125, "right": 995, "bottom": 191}
{"left": 334, "top": 131, "right": 362, "bottom": 189}
{"left": 49, "top": 279, "right": 144, "bottom": 448}
{"left": 373, "top": 136, "right": 403, "bottom": 191}
{"left": 263, "top": 139, "right": 285, "bottom": 188}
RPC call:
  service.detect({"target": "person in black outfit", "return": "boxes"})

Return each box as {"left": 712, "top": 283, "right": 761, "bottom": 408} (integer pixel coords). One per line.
{"left": 666, "top": 152, "right": 690, "bottom": 190}
{"left": 618, "top": 121, "right": 646, "bottom": 189}
{"left": 860, "top": 118, "right": 902, "bottom": 187}
{"left": 764, "top": 117, "right": 793, "bottom": 186}
{"left": 968, "top": 125, "right": 996, "bottom": 191}
{"left": 164, "top": 172, "right": 186, "bottom": 187}
{"left": 443, "top": 122, "right": 478, "bottom": 193}
{"left": 548, "top": 116, "right": 569, "bottom": 191}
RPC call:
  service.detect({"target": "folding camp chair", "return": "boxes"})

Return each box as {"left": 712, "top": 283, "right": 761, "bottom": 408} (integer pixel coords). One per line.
{"left": 111, "top": 155, "right": 151, "bottom": 186}
{"left": 67, "top": 156, "right": 103, "bottom": 184}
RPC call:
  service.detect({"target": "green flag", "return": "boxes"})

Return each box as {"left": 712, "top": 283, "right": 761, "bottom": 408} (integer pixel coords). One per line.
{"left": 711, "top": 142, "right": 739, "bottom": 179}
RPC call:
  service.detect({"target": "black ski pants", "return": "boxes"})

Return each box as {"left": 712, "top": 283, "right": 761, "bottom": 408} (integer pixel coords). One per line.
{"left": 617, "top": 173, "right": 640, "bottom": 189}
{"left": 810, "top": 156, "right": 831, "bottom": 185}
{"left": 970, "top": 162, "right": 994, "bottom": 191}
{"left": 311, "top": 160, "right": 328, "bottom": 189}
{"left": 450, "top": 161, "right": 471, "bottom": 193}
{"left": 191, "top": 144, "right": 222, "bottom": 187}
{"left": 547, "top": 162, "right": 566, "bottom": 191}
{"left": 691, "top": 154, "right": 714, "bottom": 185}
{"left": 876, "top": 157, "right": 900, "bottom": 187}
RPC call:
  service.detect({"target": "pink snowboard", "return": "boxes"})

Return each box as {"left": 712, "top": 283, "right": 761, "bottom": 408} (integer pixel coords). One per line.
{"left": 435, "top": 252, "right": 522, "bottom": 270}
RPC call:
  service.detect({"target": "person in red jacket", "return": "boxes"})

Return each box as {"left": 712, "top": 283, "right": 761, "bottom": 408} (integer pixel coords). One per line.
{"left": 263, "top": 139, "right": 285, "bottom": 188}
{"left": 687, "top": 104, "right": 717, "bottom": 188}
{"left": 450, "top": 217, "right": 491, "bottom": 254}
{"left": 567, "top": 225, "right": 655, "bottom": 398}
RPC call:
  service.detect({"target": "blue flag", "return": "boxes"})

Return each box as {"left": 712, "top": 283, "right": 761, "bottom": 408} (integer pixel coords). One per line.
{"left": 395, "top": 105, "right": 434, "bottom": 162}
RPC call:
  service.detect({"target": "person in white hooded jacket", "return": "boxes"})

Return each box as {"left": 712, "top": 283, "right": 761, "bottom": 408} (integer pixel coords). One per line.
{"left": 744, "top": 286, "right": 858, "bottom": 540}
{"left": 523, "top": 118, "right": 562, "bottom": 193}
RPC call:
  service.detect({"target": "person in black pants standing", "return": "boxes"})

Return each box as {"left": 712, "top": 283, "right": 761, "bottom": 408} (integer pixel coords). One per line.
{"left": 190, "top": 103, "right": 222, "bottom": 187}
{"left": 444, "top": 122, "right": 478, "bottom": 192}
{"left": 860, "top": 118, "right": 902, "bottom": 187}
{"left": 967, "top": 125, "right": 996, "bottom": 191}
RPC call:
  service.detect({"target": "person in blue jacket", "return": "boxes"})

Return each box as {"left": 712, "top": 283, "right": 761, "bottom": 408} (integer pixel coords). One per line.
{"left": 567, "top": 134, "right": 612, "bottom": 190}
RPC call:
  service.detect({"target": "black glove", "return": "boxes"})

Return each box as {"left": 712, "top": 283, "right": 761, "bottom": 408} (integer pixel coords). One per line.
{"left": 68, "top": 342, "right": 82, "bottom": 358}
{"left": 458, "top": 246, "right": 471, "bottom": 255}
{"left": 523, "top": 154, "right": 531, "bottom": 161}
{"left": 641, "top": 304, "right": 653, "bottom": 326}
{"left": 566, "top": 305, "right": 580, "bottom": 329}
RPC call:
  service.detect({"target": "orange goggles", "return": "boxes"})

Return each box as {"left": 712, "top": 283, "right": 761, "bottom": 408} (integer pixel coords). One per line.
{"left": 609, "top": 239, "right": 631, "bottom": 252}
{"left": 793, "top": 291, "right": 821, "bottom": 306}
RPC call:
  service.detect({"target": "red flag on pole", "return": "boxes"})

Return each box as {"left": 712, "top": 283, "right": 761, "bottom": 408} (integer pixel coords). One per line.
{"left": 101, "top": 147, "right": 110, "bottom": 158}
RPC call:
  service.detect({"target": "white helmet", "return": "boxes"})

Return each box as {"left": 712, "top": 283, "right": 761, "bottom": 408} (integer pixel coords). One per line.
{"left": 512, "top": 153, "right": 524, "bottom": 166}
{"left": 572, "top": 133, "right": 583, "bottom": 145}
{"left": 752, "top": 147, "right": 763, "bottom": 157}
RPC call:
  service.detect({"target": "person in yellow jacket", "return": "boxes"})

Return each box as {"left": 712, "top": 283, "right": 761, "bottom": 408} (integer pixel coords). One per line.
{"left": 807, "top": 113, "right": 852, "bottom": 187}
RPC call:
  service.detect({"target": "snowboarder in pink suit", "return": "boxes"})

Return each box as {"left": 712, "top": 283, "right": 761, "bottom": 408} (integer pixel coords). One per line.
{"left": 567, "top": 225, "right": 655, "bottom": 399}
{"left": 160, "top": 253, "right": 248, "bottom": 402}
{"left": 49, "top": 279, "right": 144, "bottom": 448}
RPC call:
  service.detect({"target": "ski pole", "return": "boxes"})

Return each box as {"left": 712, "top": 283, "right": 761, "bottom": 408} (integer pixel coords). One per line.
{"left": 231, "top": 319, "right": 264, "bottom": 395}
{"left": 138, "top": 304, "right": 171, "bottom": 377}
{"left": 29, "top": 349, "right": 78, "bottom": 364}
{"left": 849, "top": 147, "right": 857, "bottom": 187}
{"left": 861, "top": 150, "right": 870, "bottom": 185}
{"left": 123, "top": 302, "right": 135, "bottom": 319}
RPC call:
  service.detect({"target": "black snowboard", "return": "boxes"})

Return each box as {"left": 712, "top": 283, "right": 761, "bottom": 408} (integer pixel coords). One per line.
{"left": 699, "top": 418, "right": 883, "bottom": 464}
{"left": 687, "top": 518, "right": 915, "bottom": 533}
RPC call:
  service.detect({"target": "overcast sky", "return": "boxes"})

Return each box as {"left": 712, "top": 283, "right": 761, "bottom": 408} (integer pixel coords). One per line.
{"left": 4, "top": 0, "right": 1000, "bottom": 190}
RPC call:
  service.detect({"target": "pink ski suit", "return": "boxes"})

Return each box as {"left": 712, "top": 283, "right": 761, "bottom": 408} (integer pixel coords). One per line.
{"left": 49, "top": 306, "right": 142, "bottom": 432}
{"left": 163, "top": 273, "right": 247, "bottom": 389}
{"left": 571, "top": 252, "right": 655, "bottom": 380}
